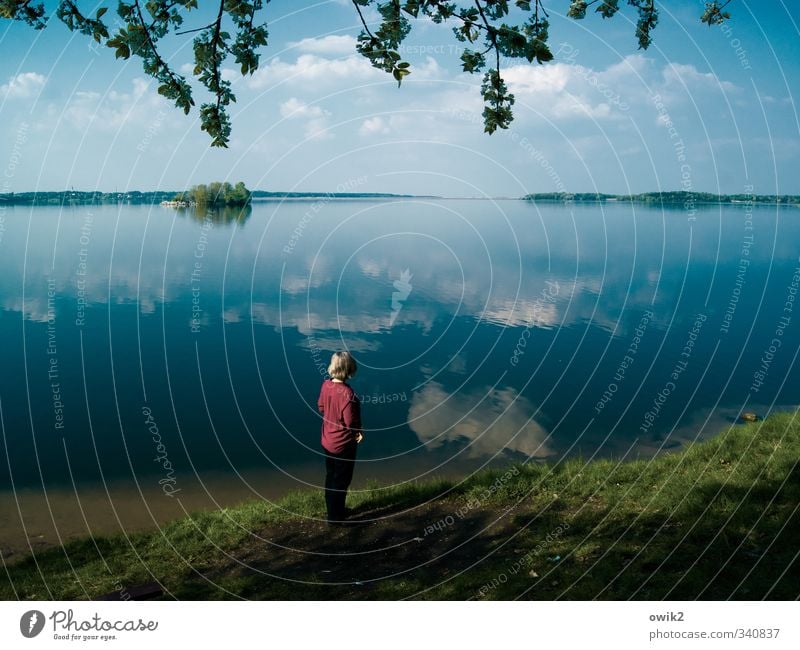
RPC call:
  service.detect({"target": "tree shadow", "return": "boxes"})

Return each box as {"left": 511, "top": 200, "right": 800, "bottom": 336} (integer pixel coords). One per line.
{"left": 172, "top": 497, "right": 517, "bottom": 600}
{"left": 172, "top": 459, "right": 800, "bottom": 600}
{"left": 493, "top": 460, "right": 800, "bottom": 600}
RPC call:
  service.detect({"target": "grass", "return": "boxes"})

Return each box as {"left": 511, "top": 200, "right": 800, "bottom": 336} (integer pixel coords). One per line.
{"left": 2, "top": 410, "right": 799, "bottom": 600}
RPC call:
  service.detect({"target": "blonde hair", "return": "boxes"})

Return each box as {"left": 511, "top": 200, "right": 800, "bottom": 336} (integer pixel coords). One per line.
{"left": 328, "top": 351, "right": 357, "bottom": 380}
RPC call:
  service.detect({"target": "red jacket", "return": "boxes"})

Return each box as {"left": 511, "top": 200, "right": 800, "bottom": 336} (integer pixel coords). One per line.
{"left": 317, "top": 379, "right": 361, "bottom": 454}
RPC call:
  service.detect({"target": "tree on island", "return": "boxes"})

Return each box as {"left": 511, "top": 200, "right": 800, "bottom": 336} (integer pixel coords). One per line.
{"left": 178, "top": 181, "right": 251, "bottom": 206}
{"left": 2, "top": 1, "right": 735, "bottom": 146}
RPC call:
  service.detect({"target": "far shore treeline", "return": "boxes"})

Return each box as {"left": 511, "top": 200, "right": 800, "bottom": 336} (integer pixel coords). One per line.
{"left": 0, "top": 189, "right": 798, "bottom": 206}
{"left": 522, "top": 191, "right": 800, "bottom": 205}
{"left": 0, "top": 187, "right": 415, "bottom": 206}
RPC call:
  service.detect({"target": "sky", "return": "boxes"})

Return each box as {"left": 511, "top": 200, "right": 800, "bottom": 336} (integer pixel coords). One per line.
{"left": 0, "top": 0, "right": 798, "bottom": 197}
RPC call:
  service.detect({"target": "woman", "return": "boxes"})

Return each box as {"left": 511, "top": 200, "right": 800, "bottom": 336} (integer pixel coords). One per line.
{"left": 317, "top": 351, "right": 363, "bottom": 525}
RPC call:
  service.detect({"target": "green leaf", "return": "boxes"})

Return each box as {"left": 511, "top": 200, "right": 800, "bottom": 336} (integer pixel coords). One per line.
{"left": 596, "top": 1, "right": 619, "bottom": 19}
{"left": 3, "top": 0, "right": 735, "bottom": 145}
{"left": 701, "top": 1, "right": 731, "bottom": 26}
{"left": 393, "top": 66, "right": 411, "bottom": 86}
{"left": 461, "top": 49, "right": 485, "bottom": 73}
{"left": 567, "top": 1, "right": 588, "bottom": 20}
{"left": 111, "top": 41, "right": 130, "bottom": 59}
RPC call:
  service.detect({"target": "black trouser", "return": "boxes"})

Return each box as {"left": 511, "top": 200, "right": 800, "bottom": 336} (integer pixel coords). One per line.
{"left": 324, "top": 443, "right": 357, "bottom": 522}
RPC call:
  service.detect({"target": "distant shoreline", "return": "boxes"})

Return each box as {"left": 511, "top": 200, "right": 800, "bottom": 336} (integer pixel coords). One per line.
{"left": 522, "top": 191, "right": 800, "bottom": 206}
{"left": 0, "top": 190, "right": 431, "bottom": 206}
{"left": 1, "top": 190, "right": 798, "bottom": 206}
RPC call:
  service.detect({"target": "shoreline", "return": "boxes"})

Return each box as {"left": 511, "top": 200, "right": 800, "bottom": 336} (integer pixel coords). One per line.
{"left": 2, "top": 408, "right": 798, "bottom": 599}
{"left": 1, "top": 401, "right": 793, "bottom": 564}
{"left": 2, "top": 192, "right": 799, "bottom": 207}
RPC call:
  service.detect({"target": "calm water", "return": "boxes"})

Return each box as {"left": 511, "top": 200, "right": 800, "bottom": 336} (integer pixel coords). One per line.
{"left": 1, "top": 198, "right": 799, "bottom": 552}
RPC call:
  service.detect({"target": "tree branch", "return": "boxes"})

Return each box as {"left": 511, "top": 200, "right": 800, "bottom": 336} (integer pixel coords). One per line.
{"left": 133, "top": 0, "right": 181, "bottom": 83}
{"left": 211, "top": 0, "right": 226, "bottom": 112}
{"left": 352, "top": 0, "right": 377, "bottom": 40}
{"left": 473, "top": 1, "right": 499, "bottom": 74}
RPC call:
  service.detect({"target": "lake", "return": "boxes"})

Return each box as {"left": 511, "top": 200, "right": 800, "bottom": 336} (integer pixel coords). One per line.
{"left": 1, "top": 198, "right": 798, "bottom": 556}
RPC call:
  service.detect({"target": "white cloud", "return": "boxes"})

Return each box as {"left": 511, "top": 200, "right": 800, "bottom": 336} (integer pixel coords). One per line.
{"left": 411, "top": 56, "right": 444, "bottom": 80}
{"left": 1, "top": 72, "right": 46, "bottom": 99}
{"left": 357, "top": 110, "right": 444, "bottom": 137}
{"left": 481, "top": 296, "right": 560, "bottom": 328}
{"left": 504, "top": 63, "right": 572, "bottom": 95}
{"left": 247, "top": 54, "right": 382, "bottom": 90}
{"left": 661, "top": 63, "right": 738, "bottom": 93}
{"left": 246, "top": 51, "right": 443, "bottom": 93}
{"left": 359, "top": 116, "right": 391, "bottom": 136}
{"left": 503, "top": 60, "right": 629, "bottom": 121}
{"left": 300, "top": 335, "right": 381, "bottom": 353}
{"left": 358, "top": 257, "right": 384, "bottom": 276}
{"left": 501, "top": 55, "right": 739, "bottom": 123}
{"left": 2, "top": 297, "right": 50, "bottom": 322}
{"left": 223, "top": 308, "right": 242, "bottom": 324}
{"left": 289, "top": 35, "right": 357, "bottom": 56}
{"left": 408, "top": 382, "right": 552, "bottom": 459}
{"left": 62, "top": 78, "right": 172, "bottom": 131}
{"left": 279, "top": 97, "right": 333, "bottom": 140}
{"left": 280, "top": 97, "right": 327, "bottom": 120}
{"left": 221, "top": 67, "right": 239, "bottom": 82}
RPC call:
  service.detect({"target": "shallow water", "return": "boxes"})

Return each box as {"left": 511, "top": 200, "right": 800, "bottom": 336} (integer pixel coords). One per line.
{"left": 1, "top": 198, "right": 798, "bottom": 556}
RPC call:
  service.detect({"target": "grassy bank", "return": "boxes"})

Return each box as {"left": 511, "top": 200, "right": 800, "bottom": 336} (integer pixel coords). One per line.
{"left": 2, "top": 410, "right": 799, "bottom": 600}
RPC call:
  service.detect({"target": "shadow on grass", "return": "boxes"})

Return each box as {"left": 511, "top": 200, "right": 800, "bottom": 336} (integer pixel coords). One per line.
{"left": 169, "top": 491, "right": 517, "bottom": 600}
{"left": 3, "top": 420, "right": 798, "bottom": 600}
{"left": 170, "top": 458, "right": 800, "bottom": 600}
{"left": 488, "top": 462, "right": 800, "bottom": 599}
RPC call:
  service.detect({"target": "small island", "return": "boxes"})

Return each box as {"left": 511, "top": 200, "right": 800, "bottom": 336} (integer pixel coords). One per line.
{"left": 168, "top": 181, "right": 252, "bottom": 208}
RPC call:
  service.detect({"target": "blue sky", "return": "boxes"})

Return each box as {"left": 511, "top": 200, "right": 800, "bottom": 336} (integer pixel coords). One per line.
{"left": 0, "top": 0, "right": 798, "bottom": 196}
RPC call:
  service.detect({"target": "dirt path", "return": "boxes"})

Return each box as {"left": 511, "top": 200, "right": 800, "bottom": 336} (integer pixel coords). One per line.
{"left": 184, "top": 498, "right": 523, "bottom": 599}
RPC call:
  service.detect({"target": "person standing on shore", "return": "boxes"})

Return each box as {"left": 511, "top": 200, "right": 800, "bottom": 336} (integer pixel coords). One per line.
{"left": 317, "top": 351, "right": 363, "bottom": 525}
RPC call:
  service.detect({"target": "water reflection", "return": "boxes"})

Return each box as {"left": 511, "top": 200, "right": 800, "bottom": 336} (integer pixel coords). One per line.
{"left": 174, "top": 203, "right": 253, "bottom": 225}
{"left": 0, "top": 200, "right": 798, "bottom": 499}
{"left": 408, "top": 382, "right": 551, "bottom": 459}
